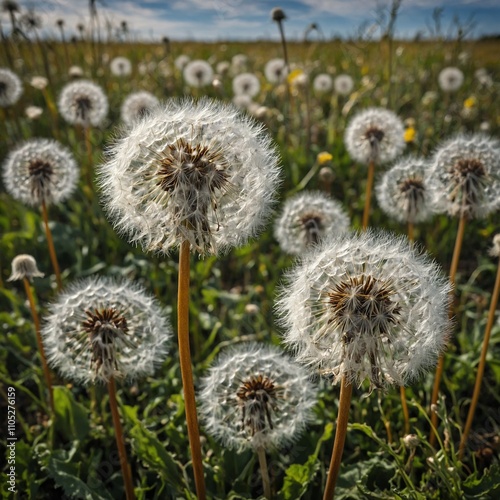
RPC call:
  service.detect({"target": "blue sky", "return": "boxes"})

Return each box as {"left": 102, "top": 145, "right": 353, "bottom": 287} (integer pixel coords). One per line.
{"left": 6, "top": 0, "right": 500, "bottom": 41}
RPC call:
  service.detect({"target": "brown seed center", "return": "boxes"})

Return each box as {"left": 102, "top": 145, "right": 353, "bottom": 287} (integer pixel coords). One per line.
{"left": 365, "top": 127, "right": 385, "bottom": 146}
{"left": 75, "top": 96, "right": 92, "bottom": 120}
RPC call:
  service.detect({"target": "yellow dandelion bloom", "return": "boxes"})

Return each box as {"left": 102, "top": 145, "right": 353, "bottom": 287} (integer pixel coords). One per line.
{"left": 317, "top": 151, "right": 333, "bottom": 165}
{"left": 404, "top": 127, "right": 416, "bottom": 143}
{"left": 464, "top": 96, "right": 476, "bottom": 109}
{"left": 287, "top": 68, "right": 304, "bottom": 84}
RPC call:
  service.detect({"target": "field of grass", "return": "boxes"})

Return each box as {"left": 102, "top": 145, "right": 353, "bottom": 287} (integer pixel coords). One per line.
{"left": 1, "top": 28, "right": 500, "bottom": 500}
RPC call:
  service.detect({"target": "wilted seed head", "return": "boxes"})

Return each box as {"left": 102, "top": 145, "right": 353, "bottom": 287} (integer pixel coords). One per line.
{"left": 41, "top": 276, "right": 171, "bottom": 385}
{"left": 429, "top": 134, "right": 500, "bottom": 219}
{"left": 274, "top": 191, "right": 350, "bottom": 255}
{"left": 199, "top": 343, "right": 317, "bottom": 451}
{"left": 8, "top": 254, "right": 44, "bottom": 281}
{"left": 345, "top": 107, "right": 405, "bottom": 165}
{"left": 2, "top": 138, "right": 78, "bottom": 207}
{"left": 0, "top": 68, "right": 23, "bottom": 107}
{"left": 183, "top": 60, "right": 214, "bottom": 88}
{"left": 58, "top": 79, "right": 108, "bottom": 127}
{"left": 271, "top": 7, "right": 286, "bottom": 22}
{"left": 277, "top": 230, "right": 452, "bottom": 390}
{"left": 376, "top": 156, "right": 434, "bottom": 224}
{"left": 120, "top": 91, "right": 160, "bottom": 127}
{"left": 98, "top": 98, "right": 281, "bottom": 256}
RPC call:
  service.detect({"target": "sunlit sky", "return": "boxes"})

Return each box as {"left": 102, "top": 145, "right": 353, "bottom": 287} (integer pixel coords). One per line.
{"left": 4, "top": 0, "right": 500, "bottom": 41}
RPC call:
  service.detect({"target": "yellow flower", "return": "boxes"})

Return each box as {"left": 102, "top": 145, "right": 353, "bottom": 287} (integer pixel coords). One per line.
{"left": 317, "top": 152, "right": 333, "bottom": 165}
{"left": 404, "top": 127, "right": 416, "bottom": 143}
{"left": 361, "top": 65, "right": 369, "bottom": 76}
{"left": 287, "top": 68, "right": 304, "bottom": 85}
{"left": 464, "top": 96, "right": 476, "bottom": 109}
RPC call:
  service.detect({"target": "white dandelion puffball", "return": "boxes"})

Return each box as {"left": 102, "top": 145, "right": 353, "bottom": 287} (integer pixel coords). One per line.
{"left": 313, "top": 73, "right": 333, "bottom": 93}
{"left": 8, "top": 254, "right": 44, "bottom": 282}
{"left": 98, "top": 98, "right": 281, "bottom": 255}
{"left": 199, "top": 343, "right": 317, "bottom": 452}
{"left": 438, "top": 67, "right": 464, "bottom": 92}
{"left": 277, "top": 230, "right": 452, "bottom": 389}
{"left": 120, "top": 91, "right": 160, "bottom": 127}
{"left": 231, "top": 54, "right": 249, "bottom": 73}
{"left": 264, "top": 58, "right": 288, "bottom": 84}
{"left": 183, "top": 60, "right": 213, "bottom": 88}
{"left": 345, "top": 107, "right": 405, "bottom": 165}
{"left": 376, "top": 156, "right": 435, "bottom": 224}
{"left": 2, "top": 138, "right": 78, "bottom": 207}
{"left": 334, "top": 74, "right": 354, "bottom": 96}
{"left": 58, "top": 80, "right": 108, "bottom": 127}
{"left": 0, "top": 68, "right": 23, "bottom": 107}
{"left": 428, "top": 134, "right": 500, "bottom": 219}
{"left": 174, "top": 54, "right": 190, "bottom": 71}
{"left": 41, "top": 276, "right": 171, "bottom": 385}
{"left": 110, "top": 56, "right": 132, "bottom": 77}
{"left": 275, "top": 191, "right": 350, "bottom": 255}
{"left": 232, "top": 73, "right": 260, "bottom": 98}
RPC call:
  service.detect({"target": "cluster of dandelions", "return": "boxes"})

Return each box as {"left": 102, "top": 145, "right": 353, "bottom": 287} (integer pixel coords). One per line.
{"left": 199, "top": 343, "right": 317, "bottom": 452}
{"left": 2, "top": 138, "right": 78, "bottom": 207}
{"left": 277, "top": 230, "right": 452, "bottom": 390}
{"left": 98, "top": 98, "right": 281, "bottom": 255}
{"left": 274, "top": 191, "right": 350, "bottom": 255}
{"left": 41, "top": 276, "right": 171, "bottom": 385}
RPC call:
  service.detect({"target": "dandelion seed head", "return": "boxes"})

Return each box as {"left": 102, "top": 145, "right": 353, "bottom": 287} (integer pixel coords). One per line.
{"left": 429, "top": 134, "right": 500, "bottom": 219}
{"left": 276, "top": 230, "right": 452, "bottom": 390}
{"left": 174, "top": 55, "right": 190, "bottom": 71}
{"left": 271, "top": 7, "right": 286, "bottom": 22}
{"left": 25, "top": 105, "right": 43, "bottom": 120}
{"left": 345, "top": 107, "right": 405, "bottom": 165}
{"left": 274, "top": 191, "right": 350, "bottom": 255}
{"left": 98, "top": 98, "right": 281, "bottom": 256}
{"left": 41, "top": 276, "right": 171, "bottom": 385}
{"left": 264, "top": 58, "right": 288, "bottom": 84}
{"left": 438, "top": 67, "right": 464, "bottom": 92}
{"left": 121, "top": 91, "right": 160, "bottom": 127}
{"left": 334, "top": 74, "right": 354, "bottom": 96}
{"left": 376, "top": 156, "right": 434, "bottom": 224}
{"left": 232, "top": 72, "right": 260, "bottom": 98}
{"left": 30, "top": 76, "right": 48, "bottom": 90}
{"left": 183, "top": 60, "right": 214, "bottom": 88}
{"left": 490, "top": 234, "right": 500, "bottom": 258}
{"left": 313, "top": 73, "right": 333, "bottom": 93}
{"left": 110, "top": 56, "right": 132, "bottom": 77}
{"left": 0, "top": 68, "right": 23, "bottom": 107}
{"left": 2, "top": 138, "right": 78, "bottom": 207}
{"left": 58, "top": 80, "right": 108, "bottom": 127}
{"left": 199, "top": 343, "right": 317, "bottom": 452}
{"left": 8, "top": 254, "right": 44, "bottom": 282}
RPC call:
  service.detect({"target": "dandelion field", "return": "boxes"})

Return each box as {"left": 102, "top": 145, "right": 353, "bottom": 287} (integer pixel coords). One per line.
{"left": 1, "top": 11, "right": 500, "bottom": 500}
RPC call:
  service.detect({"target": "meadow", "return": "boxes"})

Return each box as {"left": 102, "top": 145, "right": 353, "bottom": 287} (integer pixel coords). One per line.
{"left": 1, "top": 15, "right": 500, "bottom": 500}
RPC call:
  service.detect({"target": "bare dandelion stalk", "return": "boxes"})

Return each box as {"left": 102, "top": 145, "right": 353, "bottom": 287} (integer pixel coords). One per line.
{"left": 323, "top": 376, "right": 353, "bottom": 500}
{"left": 22, "top": 277, "right": 54, "bottom": 413}
{"left": 257, "top": 446, "right": 272, "bottom": 499}
{"left": 178, "top": 239, "right": 206, "bottom": 500}
{"left": 429, "top": 212, "right": 465, "bottom": 445}
{"left": 362, "top": 160, "right": 375, "bottom": 229}
{"left": 41, "top": 199, "right": 63, "bottom": 291}
{"left": 107, "top": 376, "right": 135, "bottom": 500}
{"left": 459, "top": 246, "right": 500, "bottom": 459}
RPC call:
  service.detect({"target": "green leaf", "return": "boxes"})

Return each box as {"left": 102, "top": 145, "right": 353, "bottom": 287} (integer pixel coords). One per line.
{"left": 53, "top": 385, "right": 90, "bottom": 442}
{"left": 463, "top": 463, "right": 500, "bottom": 498}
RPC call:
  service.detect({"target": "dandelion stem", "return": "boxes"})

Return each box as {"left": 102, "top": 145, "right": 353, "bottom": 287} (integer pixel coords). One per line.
{"left": 85, "top": 125, "right": 93, "bottom": 186}
{"left": 107, "top": 376, "right": 135, "bottom": 500}
{"left": 430, "top": 213, "right": 465, "bottom": 445}
{"left": 323, "top": 376, "right": 353, "bottom": 500}
{"left": 257, "top": 446, "right": 272, "bottom": 499}
{"left": 22, "top": 277, "right": 54, "bottom": 413}
{"left": 177, "top": 239, "right": 206, "bottom": 500}
{"left": 459, "top": 255, "right": 500, "bottom": 459}
{"left": 400, "top": 386, "right": 410, "bottom": 435}
{"left": 362, "top": 160, "right": 375, "bottom": 230}
{"left": 41, "top": 200, "right": 63, "bottom": 291}
{"left": 408, "top": 222, "right": 414, "bottom": 243}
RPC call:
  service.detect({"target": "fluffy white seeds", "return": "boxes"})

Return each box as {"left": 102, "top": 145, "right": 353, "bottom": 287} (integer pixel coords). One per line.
{"left": 174, "top": 55, "right": 190, "bottom": 71}
{"left": 345, "top": 107, "right": 405, "bottom": 165}
{"left": 58, "top": 80, "right": 108, "bottom": 127}
{"left": 8, "top": 254, "right": 44, "bottom": 282}
{"left": 232, "top": 73, "right": 261, "bottom": 98}
{"left": 428, "top": 134, "right": 500, "bottom": 219}
{"left": 199, "top": 343, "right": 317, "bottom": 452}
{"left": 0, "top": 68, "right": 23, "bottom": 107}
{"left": 277, "top": 230, "right": 452, "bottom": 389}
{"left": 120, "top": 91, "right": 160, "bottom": 127}
{"left": 438, "top": 67, "right": 464, "bottom": 92}
{"left": 2, "top": 138, "right": 78, "bottom": 207}
{"left": 264, "top": 58, "right": 288, "bottom": 84}
{"left": 110, "top": 56, "right": 132, "bottom": 77}
{"left": 41, "top": 276, "right": 171, "bottom": 385}
{"left": 183, "top": 60, "right": 214, "bottom": 88}
{"left": 98, "top": 98, "right": 281, "bottom": 255}
{"left": 274, "top": 191, "right": 350, "bottom": 255}
{"left": 334, "top": 74, "right": 354, "bottom": 96}
{"left": 313, "top": 73, "right": 333, "bottom": 93}
{"left": 376, "top": 156, "right": 435, "bottom": 224}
